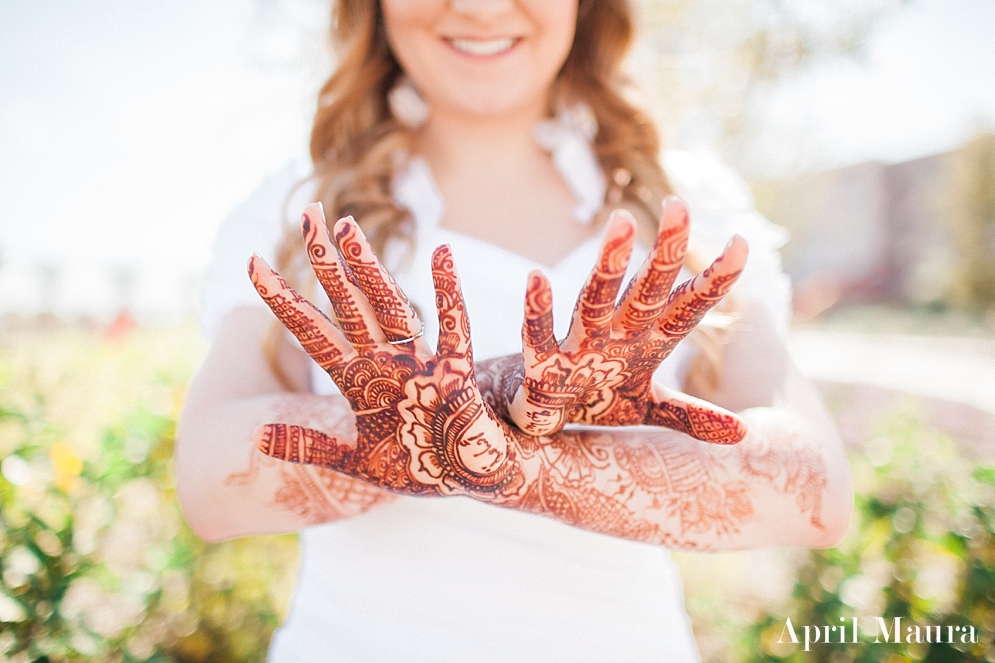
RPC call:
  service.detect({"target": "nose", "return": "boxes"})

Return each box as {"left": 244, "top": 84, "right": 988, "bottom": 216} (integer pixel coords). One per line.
{"left": 450, "top": 0, "right": 514, "bottom": 18}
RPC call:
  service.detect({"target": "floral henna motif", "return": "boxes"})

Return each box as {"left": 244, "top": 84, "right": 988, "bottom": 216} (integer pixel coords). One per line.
{"left": 738, "top": 424, "right": 828, "bottom": 530}
{"left": 507, "top": 199, "right": 749, "bottom": 444}
{"left": 247, "top": 203, "right": 830, "bottom": 548}
{"left": 613, "top": 437, "right": 753, "bottom": 536}
{"left": 250, "top": 205, "right": 522, "bottom": 501}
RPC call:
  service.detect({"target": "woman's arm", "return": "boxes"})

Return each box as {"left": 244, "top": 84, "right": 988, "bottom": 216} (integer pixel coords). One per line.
{"left": 471, "top": 198, "right": 851, "bottom": 547}
{"left": 246, "top": 204, "right": 849, "bottom": 550}
{"left": 254, "top": 345, "right": 847, "bottom": 551}
{"left": 697, "top": 299, "right": 854, "bottom": 547}
{"left": 174, "top": 305, "right": 393, "bottom": 543}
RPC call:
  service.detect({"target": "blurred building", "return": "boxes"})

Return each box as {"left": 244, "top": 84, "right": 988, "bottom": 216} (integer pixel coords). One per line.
{"left": 755, "top": 134, "right": 995, "bottom": 317}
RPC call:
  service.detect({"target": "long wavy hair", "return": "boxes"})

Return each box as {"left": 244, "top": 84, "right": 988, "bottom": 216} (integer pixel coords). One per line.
{"left": 270, "top": 0, "right": 728, "bottom": 397}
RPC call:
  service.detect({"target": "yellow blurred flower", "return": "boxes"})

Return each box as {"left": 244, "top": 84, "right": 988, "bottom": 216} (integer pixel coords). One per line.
{"left": 50, "top": 440, "right": 83, "bottom": 493}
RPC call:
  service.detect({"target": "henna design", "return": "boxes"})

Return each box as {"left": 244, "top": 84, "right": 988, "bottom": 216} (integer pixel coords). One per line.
{"left": 250, "top": 205, "right": 521, "bottom": 501}
{"left": 739, "top": 428, "right": 828, "bottom": 530}
{"left": 226, "top": 397, "right": 392, "bottom": 524}
{"left": 303, "top": 213, "right": 376, "bottom": 349}
{"left": 332, "top": 218, "right": 421, "bottom": 344}
{"left": 613, "top": 437, "right": 753, "bottom": 536}
{"left": 245, "top": 202, "right": 830, "bottom": 549}
{"left": 507, "top": 200, "right": 750, "bottom": 443}
{"left": 571, "top": 217, "right": 635, "bottom": 337}
{"left": 516, "top": 464, "right": 664, "bottom": 544}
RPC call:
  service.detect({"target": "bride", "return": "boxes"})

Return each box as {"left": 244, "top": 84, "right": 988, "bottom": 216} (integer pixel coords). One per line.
{"left": 176, "top": 1, "right": 852, "bottom": 660}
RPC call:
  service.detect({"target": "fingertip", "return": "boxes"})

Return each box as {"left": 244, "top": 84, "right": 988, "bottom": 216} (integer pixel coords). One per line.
{"left": 607, "top": 208, "right": 638, "bottom": 237}
{"left": 712, "top": 417, "right": 749, "bottom": 445}
{"left": 527, "top": 269, "right": 549, "bottom": 291}
{"left": 661, "top": 196, "right": 690, "bottom": 229}
{"left": 723, "top": 234, "right": 749, "bottom": 264}
{"left": 333, "top": 215, "right": 356, "bottom": 240}
{"left": 431, "top": 244, "right": 456, "bottom": 273}
{"left": 301, "top": 202, "right": 324, "bottom": 233}
{"left": 247, "top": 254, "right": 273, "bottom": 273}
{"left": 732, "top": 418, "right": 749, "bottom": 444}
{"left": 252, "top": 424, "right": 275, "bottom": 455}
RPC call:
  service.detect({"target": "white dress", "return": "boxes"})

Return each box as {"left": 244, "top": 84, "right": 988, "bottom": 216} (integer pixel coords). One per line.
{"left": 200, "top": 150, "right": 791, "bottom": 663}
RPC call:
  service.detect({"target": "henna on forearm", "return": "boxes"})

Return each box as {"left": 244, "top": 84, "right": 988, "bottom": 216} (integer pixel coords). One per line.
{"left": 254, "top": 409, "right": 828, "bottom": 549}
{"left": 245, "top": 203, "right": 828, "bottom": 548}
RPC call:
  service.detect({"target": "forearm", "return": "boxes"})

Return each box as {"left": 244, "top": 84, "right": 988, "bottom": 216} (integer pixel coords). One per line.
{"left": 176, "top": 390, "right": 392, "bottom": 542}
{"left": 489, "top": 407, "right": 841, "bottom": 550}
{"left": 699, "top": 302, "right": 854, "bottom": 547}
{"left": 244, "top": 389, "right": 845, "bottom": 549}
{"left": 175, "top": 303, "right": 396, "bottom": 541}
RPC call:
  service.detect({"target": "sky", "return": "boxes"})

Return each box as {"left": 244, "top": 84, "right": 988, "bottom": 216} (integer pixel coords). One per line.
{"left": 1, "top": 0, "right": 993, "bottom": 319}
{"left": 747, "top": 0, "right": 995, "bottom": 174}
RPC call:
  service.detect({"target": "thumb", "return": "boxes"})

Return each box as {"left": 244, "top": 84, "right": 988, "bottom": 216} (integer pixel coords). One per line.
{"left": 646, "top": 387, "right": 748, "bottom": 444}
{"left": 254, "top": 423, "right": 356, "bottom": 472}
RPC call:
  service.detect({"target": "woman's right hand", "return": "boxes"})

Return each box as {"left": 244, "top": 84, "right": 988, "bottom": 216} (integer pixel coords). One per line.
{"left": 248, "top": 204, "right": 524, "bottom": 500}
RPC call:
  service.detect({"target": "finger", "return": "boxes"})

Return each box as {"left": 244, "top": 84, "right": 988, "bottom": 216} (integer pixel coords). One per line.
{"left": 614, "top": 197, "right": 689, "bottom": 336}
{"left": 522, "top": 270, "right": 557, "bottom": 364}
{"left": 254, "top": 423, "right": 357, "bottom": 472}
{"left": 301, "top": 205, "right": 383, "bottom": 349}
{"left": 646, "top": 385, "right": 748, "bottom": 444}
{"left": 657, "top": 235, "right": 748, "bottom": 342}
{"left": 332, "top": 215, "right": 426, "bottom": 352}
{"left": 247, "top": 254, "right": 352, "bottom": 372}
{"left": 565, "top": 210, "right": 636, "bottom": 342}
{"left": 431, "top": 245, "right": 473, "bottom": 362}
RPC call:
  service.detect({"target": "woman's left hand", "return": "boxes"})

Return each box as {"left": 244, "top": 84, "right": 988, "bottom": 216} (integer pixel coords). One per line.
{"left": 494, "top": 197, "right": 749, "bottom": 443}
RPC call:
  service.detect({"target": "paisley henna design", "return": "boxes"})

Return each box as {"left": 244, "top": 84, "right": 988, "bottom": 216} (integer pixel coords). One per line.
{"left": 246, "top": 203, "right": 830, "bottom": 548}
{"left": 506, "top": 199, "right": 750, "bottom": 443}
{"left": 250, "top": 204, "right": 519, "bottom": 500}
{"left": 331, "top": 216, "right": 423, "bottom": 345}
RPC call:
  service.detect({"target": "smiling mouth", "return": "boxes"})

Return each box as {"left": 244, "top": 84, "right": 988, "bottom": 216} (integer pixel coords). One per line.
{"left": 446, "top": 37, "right": 518, "bottom": 57}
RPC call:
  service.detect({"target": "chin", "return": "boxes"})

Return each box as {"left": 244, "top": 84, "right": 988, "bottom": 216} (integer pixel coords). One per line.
{"left": 436, "top": 85, "right": 547, "bottom": 121}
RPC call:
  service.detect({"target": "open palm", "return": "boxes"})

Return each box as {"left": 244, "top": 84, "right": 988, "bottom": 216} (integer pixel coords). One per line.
{"left": 505, "top": 198, "right": 749, "bottom": 443}
{"left": 247, "top": 204, "right": 521, "bottom": 499}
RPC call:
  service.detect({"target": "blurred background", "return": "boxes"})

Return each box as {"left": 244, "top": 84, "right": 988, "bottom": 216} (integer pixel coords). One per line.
{"left": 1, "top": 0, "right": 994, "bottom": 661}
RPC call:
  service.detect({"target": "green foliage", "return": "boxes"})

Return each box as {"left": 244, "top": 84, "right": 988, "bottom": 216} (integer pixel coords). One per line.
{"left": 3, "top": 325, "right": 993, "bottom": 662}
{"left": 0, "top": 326, "right": 298, "bottom": 663}
{"left": 686, "top": 406, "right": 995, "bottom": 662}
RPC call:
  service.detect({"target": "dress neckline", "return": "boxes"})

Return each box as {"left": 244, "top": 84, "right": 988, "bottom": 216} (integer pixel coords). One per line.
{"left": 436, "top": 225, "right": 604, "bottom": 273}
{"left": 392, "top": 155, "right": 604, "bottom": 272}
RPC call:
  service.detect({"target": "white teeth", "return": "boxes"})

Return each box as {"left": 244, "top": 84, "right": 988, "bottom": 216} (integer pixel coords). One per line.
{"left": 448, "top": 37, "right": 516, "bottom": 57}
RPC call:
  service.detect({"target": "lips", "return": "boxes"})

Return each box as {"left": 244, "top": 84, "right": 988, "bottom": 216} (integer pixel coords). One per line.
{"left": 446, "top": 37, "right": 518, "bottom": 57}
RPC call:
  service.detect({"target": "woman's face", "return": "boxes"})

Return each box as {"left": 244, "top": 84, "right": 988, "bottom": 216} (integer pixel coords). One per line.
{"left": 381, "top": 0, "right": 578, "bottom": 121}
